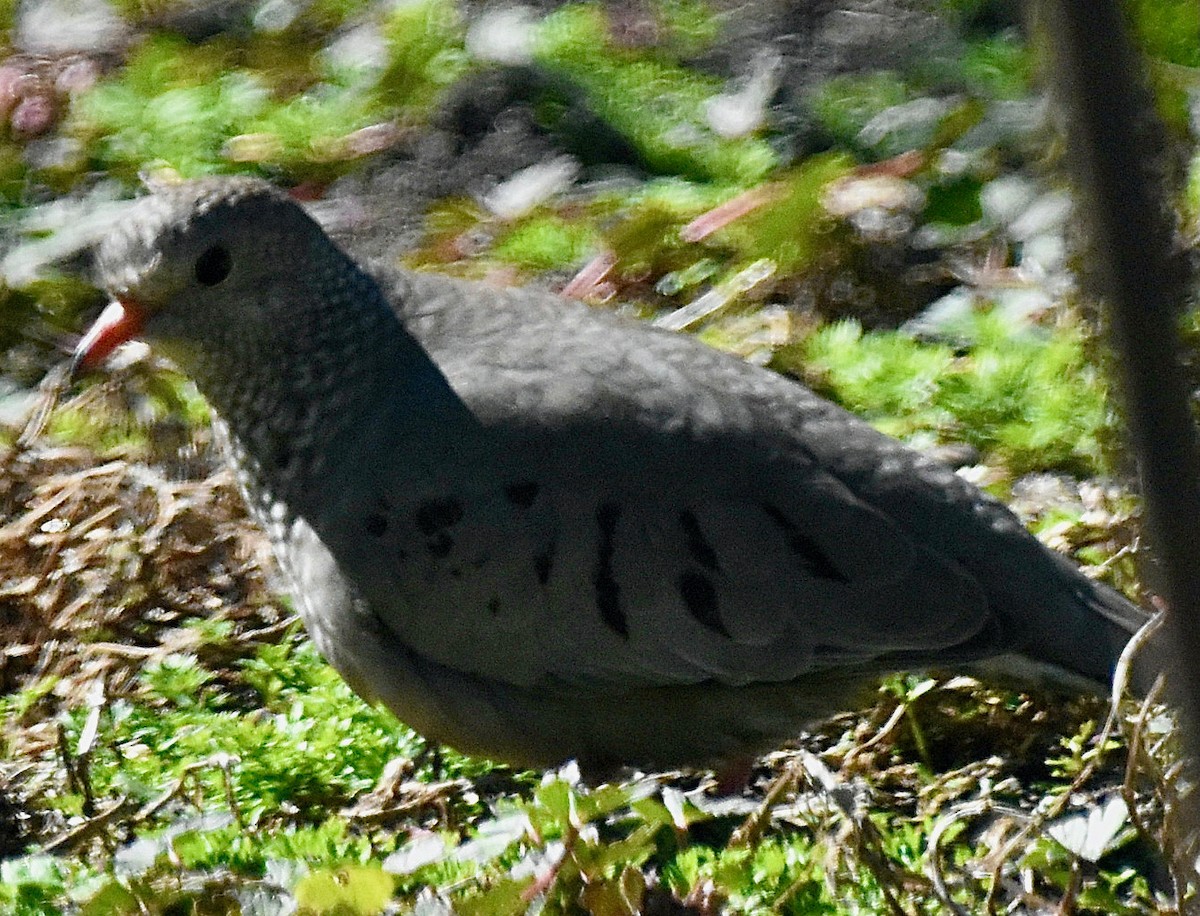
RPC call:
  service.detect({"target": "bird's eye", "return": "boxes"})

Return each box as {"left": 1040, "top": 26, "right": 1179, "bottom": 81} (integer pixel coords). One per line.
{"left": 194, "top": 245, "right": 232, "bottom": 286}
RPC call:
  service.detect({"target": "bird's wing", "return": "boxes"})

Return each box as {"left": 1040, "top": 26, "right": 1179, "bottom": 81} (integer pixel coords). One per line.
{"left": 338, "top": 444, "right": 994, "bottom": 691}
{"left": 322, "top": 269, "right": 1002, "bottom": 690}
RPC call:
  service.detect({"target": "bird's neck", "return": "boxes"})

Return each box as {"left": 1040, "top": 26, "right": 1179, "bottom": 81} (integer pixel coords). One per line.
{"left": 197, "top": 264, "right": 479, "bottom": 521}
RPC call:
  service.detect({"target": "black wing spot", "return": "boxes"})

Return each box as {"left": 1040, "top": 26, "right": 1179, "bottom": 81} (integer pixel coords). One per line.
{"left": 415, "top": 498, "right": 464, "bottom": 535}
{"left": 534, "top": 550, "right": 554, "bottom": 586}
{"left": 679, "top": 509, "right": 719, "bottom": 572}
{"left": 504, "top": 481, "right": 540, "bottom": 508}
{"left": 678, "top": 570, "right": 728, "bottom": 637}
{"left": 487, "top": 596, "right": 501, "bottom": 615}
{"left": 594, "top": 502, "right": 627, "bottom": 638}
{"left": 364, "top": 513, "right": 388, "bottom": 537}
{"left": 761, "top": 503, "right": 849, "bottom": 583}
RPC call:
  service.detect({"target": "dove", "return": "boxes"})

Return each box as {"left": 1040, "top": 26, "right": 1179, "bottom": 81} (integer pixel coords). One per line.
{"left": 72, "top": 176, "right": 1149, "bottom": 772}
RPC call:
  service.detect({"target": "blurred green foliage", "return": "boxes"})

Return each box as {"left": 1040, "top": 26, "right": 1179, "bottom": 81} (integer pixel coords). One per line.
{"left": 69, "top": 0, "right": 468, "bottom": 182}
{"left": 377, "top": 0, "right": 470, "bottom": 110}
{"left": 533, "top": 4, "right": 777, "bottom": 182}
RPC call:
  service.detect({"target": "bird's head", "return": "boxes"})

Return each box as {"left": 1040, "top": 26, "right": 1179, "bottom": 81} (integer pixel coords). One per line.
{"left": 73, "top": 177, "right": 331, "bottom": 378}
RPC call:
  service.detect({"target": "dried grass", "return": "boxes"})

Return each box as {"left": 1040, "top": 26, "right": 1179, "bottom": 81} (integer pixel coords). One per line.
{"left": 0, "top": 399, "right": 286, "bottom": 753}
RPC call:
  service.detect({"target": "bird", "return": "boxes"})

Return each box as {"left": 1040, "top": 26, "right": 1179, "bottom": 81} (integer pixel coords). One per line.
{"left": 72, "top": 175, "right": 1150, "bottom": 773}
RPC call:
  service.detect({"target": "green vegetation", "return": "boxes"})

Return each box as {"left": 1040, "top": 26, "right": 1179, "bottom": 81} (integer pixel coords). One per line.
{"left": 1127, "top": 0, "right": 1200, "bottom": 67}
{"left": 68, "top": 0, "right": 469, "bottom": 182}
{"left": 532, "top": 4, "right": 777, "bottom": 183}
{"left": 377, "top": 0, "right": 470, "bottom": 111}
{"left": 793, "top": 312, "right": 1112, "bottom": 476}
{"left": 2, "top": 628, "right": 1150, "bottom": 912}
{"left": 490, "top": 214, "right": 602, "bottom": 270}
{"left": 808, "top": 73, "right": 914, "bottom": 154}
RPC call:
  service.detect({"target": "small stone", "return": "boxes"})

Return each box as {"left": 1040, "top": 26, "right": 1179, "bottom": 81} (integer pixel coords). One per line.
{"left": 10, "top": 93, "right": 55, "bottom": 138}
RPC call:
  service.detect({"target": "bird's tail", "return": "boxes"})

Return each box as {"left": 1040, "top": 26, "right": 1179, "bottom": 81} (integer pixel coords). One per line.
{"left": 1031, "top": 551, "right": 1158, "bottom": 696}
{"left": 962, "top": 548, "right": 1157, "bottom": 701}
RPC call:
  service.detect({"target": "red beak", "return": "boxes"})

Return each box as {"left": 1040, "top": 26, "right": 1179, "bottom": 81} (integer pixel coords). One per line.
{"left": 70, "top": 299, "right": 146, "bottom": 375}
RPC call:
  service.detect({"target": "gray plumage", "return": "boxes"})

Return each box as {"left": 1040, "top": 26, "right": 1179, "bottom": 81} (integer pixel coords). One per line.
{"left": 80, "top": 176, "right": 1149, "bottom": 771}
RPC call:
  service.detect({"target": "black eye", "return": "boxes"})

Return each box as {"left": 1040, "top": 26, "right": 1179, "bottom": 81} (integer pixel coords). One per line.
{"left": 194, "top": 245, "right": 232, "bottom": 286}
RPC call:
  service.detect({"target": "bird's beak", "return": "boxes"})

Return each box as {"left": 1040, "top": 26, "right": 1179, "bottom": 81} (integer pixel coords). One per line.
{"left": 70, "top": 299, "right": 146, "bottom": 378}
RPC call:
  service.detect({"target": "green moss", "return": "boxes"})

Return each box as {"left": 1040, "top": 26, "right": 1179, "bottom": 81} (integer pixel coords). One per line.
{"left": 171, "top": 820, "right": 383, "bottom": 877}
{"left": 68, "top": 9, "right": 467, "bottom": 181}
{"left": 807, "top": 72, "right": 911, "bottom": 152}
{"left": 70, "top": 38, "right": 273, "bottom": 179}
{"left": 533, "top": 4, "right": 777, "bottom": 183}
{"left": 44, "top": 370, "right": 206, "bottom": 453}
{"left": 923, "top": 174, "right": 985, "bottom": 226}
{"left": 957, "top": 32, "right": 1033, "bottom": 99}
{"left": 0, "top": 140, "right": 31, "bottom": 202}
{"left": 709, "top": 154, "right": 852, "bottom": 273}
{"left": 295, "top": 864, "right": 395, "bottom": 915}
{"left": 46, "top": 405, "right": 150, "bottom": 453}
{"left": 1127, "top": 0, "right": 1200, "bottom": 67}
{"left": 0, "top": 277, "right": 100, "bottom": 351}
{"left": 491, "top": 214, "right": 601, "bottom": 270}
{"left": 0, "top": 0, "right": 17, "bottom": 36}
{"left": 594, "top": 179, "right": 733, "bottom": 279}
{"left": 792, "top": 311, "right": 1112, "bottom": 476}
{"left": 652, "top": 0, "right": 720, "bottom": 54}
{"left": 377, "top": 0, "right": 470, "bottom": 112}
{"left": 619, "top": 176, "right": 735, "bottom": 213}
{"left": 1122, "top": 0, "right": 1199, "bottom": 136}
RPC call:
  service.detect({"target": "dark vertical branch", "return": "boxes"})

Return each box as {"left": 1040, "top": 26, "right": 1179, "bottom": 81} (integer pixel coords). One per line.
{"left": 1034, "top": 0, "right": 1200, "bottom": 878}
